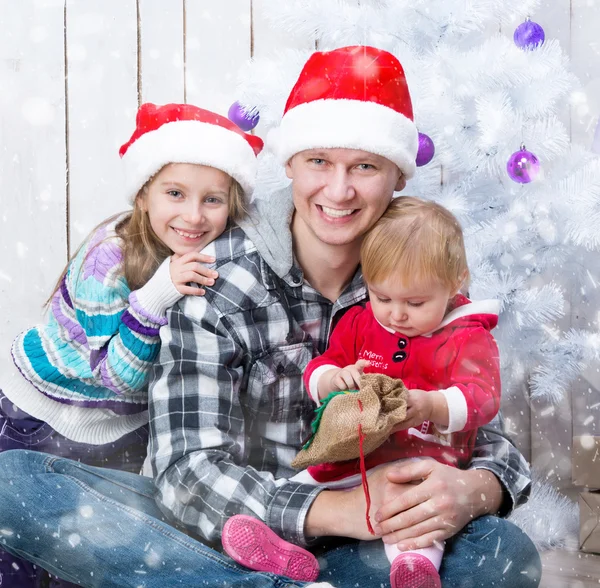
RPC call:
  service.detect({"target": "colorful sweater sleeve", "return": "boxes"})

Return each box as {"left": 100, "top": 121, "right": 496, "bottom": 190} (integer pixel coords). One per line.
{"left": 437, "top": 328, "right": 501, "bottom": 434}
{"left": 303, "top": 305, "right": 364, "bottom": 404}
{"left": 69, "top": 238, "right": 182, "bottom": 395}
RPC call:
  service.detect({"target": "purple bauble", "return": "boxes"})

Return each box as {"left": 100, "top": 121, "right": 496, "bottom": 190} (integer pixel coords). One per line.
{"left": 507, "top": 147, "right": 541, "bottom": 184}
{"left": 514, "top": 19, "right": 545, "bottom": 50}
{"left": 416, "top": 132, "right": 435, "bottom": 167}
{"left": 227, "top": 101, "right": 260, "bottom": 131}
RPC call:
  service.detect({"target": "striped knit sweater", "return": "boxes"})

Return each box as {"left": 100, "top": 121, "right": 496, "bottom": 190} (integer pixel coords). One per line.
{"left": 3, "top": 215, "right": 182, "bottom": 444}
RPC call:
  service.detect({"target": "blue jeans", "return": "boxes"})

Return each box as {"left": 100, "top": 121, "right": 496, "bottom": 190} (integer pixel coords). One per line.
{"left": 0, "top": 392, "right": 148, "bottom": 587}
{"left": 0, "top": 450, "right": 541, "bottom": 588}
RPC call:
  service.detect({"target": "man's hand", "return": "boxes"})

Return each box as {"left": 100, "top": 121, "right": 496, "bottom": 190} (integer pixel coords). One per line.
{"left": 372, "top": 459, "right": 503, "bottom": 550}
{"left": 304, "top": 456, "right": 504, "bottom": 546}
{"left": 304, "top": 466, "right": 412, "bottom": 541}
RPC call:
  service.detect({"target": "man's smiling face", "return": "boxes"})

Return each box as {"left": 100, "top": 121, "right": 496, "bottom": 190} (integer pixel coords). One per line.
{"left": 286, "top": 148, "right": 405, "bottom": 249}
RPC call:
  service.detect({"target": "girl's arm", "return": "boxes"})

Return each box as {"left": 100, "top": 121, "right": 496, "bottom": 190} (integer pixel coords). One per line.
{"left": 70, "top": 240, "right": 182, "bottom": 395}
{"left": 71, "top": 234, "right": 222, "bottom": 396}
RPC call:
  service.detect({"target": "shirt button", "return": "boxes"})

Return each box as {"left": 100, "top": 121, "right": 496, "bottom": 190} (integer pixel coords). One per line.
{"left": 397, "top": 338, "right": 407, "bottom": 349}
{"left": 392, "top": 351, "right": 407, "bottom": 363}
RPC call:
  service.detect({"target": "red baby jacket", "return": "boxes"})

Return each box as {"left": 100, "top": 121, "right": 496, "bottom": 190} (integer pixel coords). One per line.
{"left": 303, "top": 295, "right": 501, "bottom": 482}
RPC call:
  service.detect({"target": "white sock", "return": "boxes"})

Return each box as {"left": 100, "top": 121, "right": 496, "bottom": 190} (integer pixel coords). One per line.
{"left": 384, "top": 540, "right": 444, "bottom": 570}
{"left": 305, "top": 583, "right": 337, "bottom": 588}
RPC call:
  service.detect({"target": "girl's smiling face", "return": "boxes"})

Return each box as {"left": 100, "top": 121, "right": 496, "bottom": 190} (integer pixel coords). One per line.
{"left": 141, "top": 163, "right": 232, "bottom": 255}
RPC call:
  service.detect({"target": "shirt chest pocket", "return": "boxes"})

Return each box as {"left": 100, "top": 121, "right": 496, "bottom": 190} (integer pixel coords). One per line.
{"left": 245, "top": 341, "right": 315, "bottom": 423}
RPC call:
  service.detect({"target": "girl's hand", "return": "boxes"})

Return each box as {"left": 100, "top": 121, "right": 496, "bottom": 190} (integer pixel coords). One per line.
{"left": 330, "top": 359, "right": 371, "bottom": 391}
{"left": 169, "top": 252, "right": 218, "bottom": 296}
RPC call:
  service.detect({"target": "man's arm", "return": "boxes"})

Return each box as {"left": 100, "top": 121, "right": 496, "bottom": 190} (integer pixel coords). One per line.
{"left": 469, "top": 413, "right": 532, "bottom": 515}
{"left": 364, "top": 413, "right": 531, "bottom": 549}
{"left": 147, "top": 297, "right": 324, "bottom": 547}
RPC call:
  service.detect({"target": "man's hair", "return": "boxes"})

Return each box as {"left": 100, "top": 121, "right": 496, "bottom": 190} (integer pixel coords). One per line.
{"left": 361, "top": 196, "right": 469, "bottom": 291}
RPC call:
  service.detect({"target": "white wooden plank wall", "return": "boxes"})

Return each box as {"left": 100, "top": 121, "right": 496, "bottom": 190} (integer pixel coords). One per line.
{"left": 66, "top": 0, "right": 138, "bottom": 250}
{"left": 1, "top": 1, "right": 598, "bottom": 482}
{"left": 139, "top": 0, "right": 185, "bottom": 104}
{"left": 186, "top": 0, "right": 251, "bottom": 114}
{"left": 0, "top": 0, "right": 67, "bottom": 363}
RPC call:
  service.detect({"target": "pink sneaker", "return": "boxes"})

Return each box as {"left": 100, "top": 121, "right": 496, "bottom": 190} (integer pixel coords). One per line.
{"left": 221, "top": 514, "right": 320, "bottom": 582}
{"left": 390, "top": 553, "right": 442, "bottom": 588}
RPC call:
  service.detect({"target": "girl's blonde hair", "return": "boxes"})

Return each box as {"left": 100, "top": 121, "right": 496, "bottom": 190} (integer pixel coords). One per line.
{"left": 46, "top": 170, "right": 246, "bottom": 303}
{"left": 361, "top": 196, "right": 469, "bottom": 291}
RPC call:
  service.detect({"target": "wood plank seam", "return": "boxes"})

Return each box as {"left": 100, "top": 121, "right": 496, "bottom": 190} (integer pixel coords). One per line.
{"left": 63, "top": 0, "right": 71, "bottom": 260}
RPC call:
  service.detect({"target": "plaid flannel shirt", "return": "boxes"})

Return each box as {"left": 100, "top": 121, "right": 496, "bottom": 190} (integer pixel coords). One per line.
{"left": 148, "top": 224, "right": 531, "bottom": 547}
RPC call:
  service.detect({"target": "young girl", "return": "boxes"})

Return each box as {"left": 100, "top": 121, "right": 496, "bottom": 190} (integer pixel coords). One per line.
{"left": 0, "top": 102, "right": 263, "bottom": 587}
{"left": 221, "top": 196, "right": 501, "bottom": 588}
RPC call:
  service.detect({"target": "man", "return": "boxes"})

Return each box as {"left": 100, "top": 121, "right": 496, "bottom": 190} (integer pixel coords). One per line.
{"left": 148, "top": 46, "right": 540, "bottom": 586}
{"left": 0, "top": 46, "right": 540, "bottom": 588}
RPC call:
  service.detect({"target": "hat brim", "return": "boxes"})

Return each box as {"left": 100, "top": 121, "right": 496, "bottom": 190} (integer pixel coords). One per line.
{"left": 268, "top": 99, "right": 418, "bottom": 179}
{"left": 122, "top": 120, "right": 258, "bottom": 202}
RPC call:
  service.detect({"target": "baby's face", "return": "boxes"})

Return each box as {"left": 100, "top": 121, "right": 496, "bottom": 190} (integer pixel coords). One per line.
{"left": 368, "top": 276, "right": 454, "bottom": 337}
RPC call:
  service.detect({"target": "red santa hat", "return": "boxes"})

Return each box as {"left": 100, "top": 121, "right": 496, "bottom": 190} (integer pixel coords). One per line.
{"left": 119, "top": 103, "right": 264, "bottom": 202}
{"left": 269, "top": 45, "right": 418, "bottom": 178}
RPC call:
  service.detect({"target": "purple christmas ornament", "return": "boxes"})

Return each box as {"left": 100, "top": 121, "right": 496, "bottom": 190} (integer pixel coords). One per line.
{"left": 228, "top": 101, "right": 260, "bottom": 131}
{"left": 514, "top": 18, "right": 545, "bottom": 50}
{"left": 416, "top": 132, "right": 435, "bottom": 167}
{"left": 507, "top": 145, "right": 541, "bottom": 184}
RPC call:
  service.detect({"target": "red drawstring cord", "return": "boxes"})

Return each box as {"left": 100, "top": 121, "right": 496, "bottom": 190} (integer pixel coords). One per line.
{"left": 357, "top": 399, "right": 375, "bottom": 535}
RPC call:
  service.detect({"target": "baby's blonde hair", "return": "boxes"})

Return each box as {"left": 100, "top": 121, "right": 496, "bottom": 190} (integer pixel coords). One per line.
{"left": 361, "top": 196, "right": 469, "bottom": 291}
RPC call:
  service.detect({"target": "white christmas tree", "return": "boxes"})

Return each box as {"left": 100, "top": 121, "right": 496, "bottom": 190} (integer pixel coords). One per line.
{"left": 235, "top": 0, "right": 600, "bottom": 408}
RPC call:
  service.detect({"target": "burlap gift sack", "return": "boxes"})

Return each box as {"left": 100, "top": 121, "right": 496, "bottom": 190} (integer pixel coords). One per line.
{"left": 292, "top": 372, "right": 408, "bottom": 469}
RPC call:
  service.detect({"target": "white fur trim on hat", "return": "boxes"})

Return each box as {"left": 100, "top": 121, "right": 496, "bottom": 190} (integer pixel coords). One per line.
{"left": 268, "top": 99, "right": 418, "bottom": 178}
{"left": 122, "top": 119, "right": 258, "bottom": 202}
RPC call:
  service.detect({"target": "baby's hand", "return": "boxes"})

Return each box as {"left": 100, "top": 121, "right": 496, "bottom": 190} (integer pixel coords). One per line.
{"left": 393, "top": 389, "right": 433, "bottom": 431}
{"left": 169, "top": 252, "right": 219, "bottom": 296}
{"left": 330, "top": 359, "right": 371, "bottom": 392}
